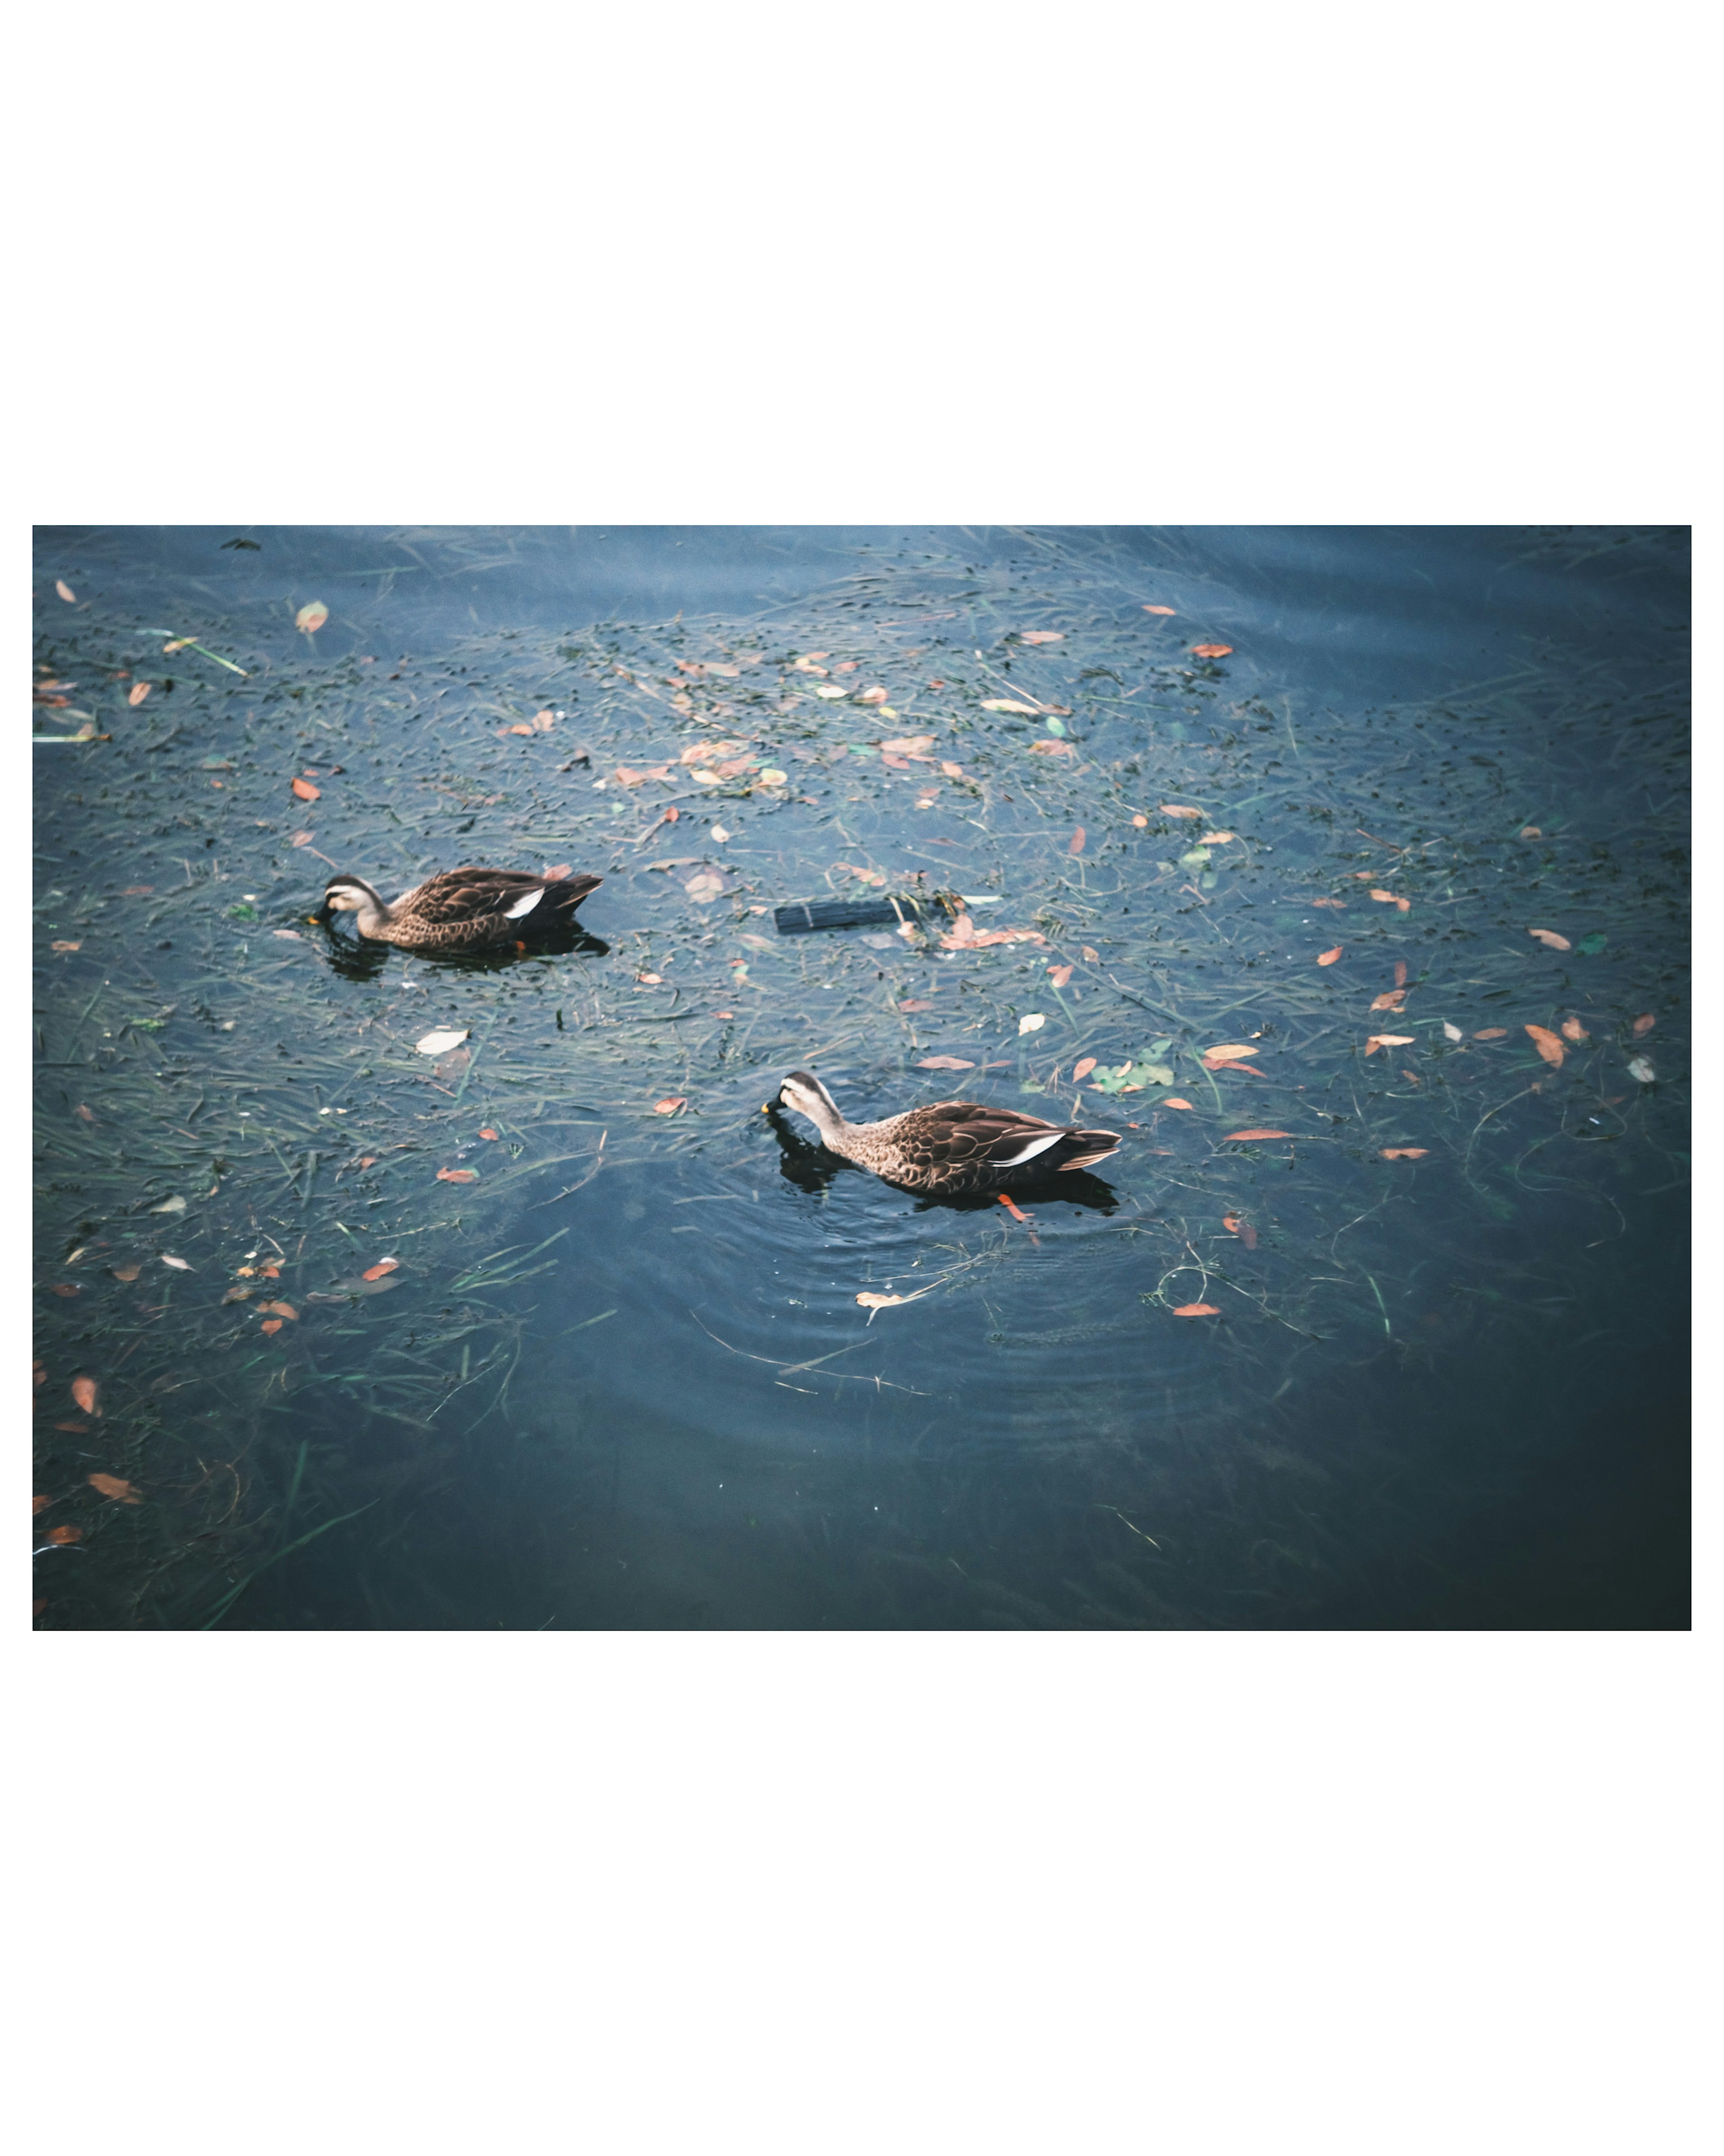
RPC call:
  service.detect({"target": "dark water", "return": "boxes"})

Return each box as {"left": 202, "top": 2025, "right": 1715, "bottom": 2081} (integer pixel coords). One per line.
{"left": 33, "top": 526, "right": 1690, "bottom": 1628}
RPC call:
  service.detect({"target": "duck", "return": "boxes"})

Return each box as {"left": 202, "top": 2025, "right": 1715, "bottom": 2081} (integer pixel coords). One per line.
{"left": 317, "top": 867, "right": 602, "bottom": 950}
{"left": 776, "top": 1069, "right": 1123, "bottom": 1196}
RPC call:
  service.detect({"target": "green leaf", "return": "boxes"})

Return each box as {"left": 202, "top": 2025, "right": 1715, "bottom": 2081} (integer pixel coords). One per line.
{"left": 1575, "top": 932, "right": 1607, "bottom": 955}
{"left": 1043, "top": 716, "right": 1067, "bottom": 737}
{"left": 1179, "top": 847, "right": 1211, "bottom": 869}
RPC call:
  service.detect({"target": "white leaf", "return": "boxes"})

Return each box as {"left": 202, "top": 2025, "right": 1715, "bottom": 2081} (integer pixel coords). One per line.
{"left": 150, "top": 1195, "right": 187, "bottom": 1213}
{"left": 161, "top": 1255, "right": 193, "bottom": 1270}
{"left": 416, "top": 1028, "right": 470, "bottom": 1056}
{"left": 1443, "top": 1022, "right": 1463, "bottom": 1043}
{"left": 712, "top": 826, "right": 730, "bottom": 843}
{"left": 1627, "top": 1056, "right": 1656, "bottom": 1083}
{"left": 1018, "top": 1012, "right": 1047, "bottom": 1035}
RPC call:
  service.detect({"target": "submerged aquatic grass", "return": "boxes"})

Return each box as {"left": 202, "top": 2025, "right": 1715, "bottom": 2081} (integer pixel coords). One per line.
{"left": 33, "top": 528, "right": 1689, "bottom": 1628}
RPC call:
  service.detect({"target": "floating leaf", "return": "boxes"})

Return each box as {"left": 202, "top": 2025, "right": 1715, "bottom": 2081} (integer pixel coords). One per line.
{"left": 756, "top": 768, "right": 788, "bottom": 787}
{"left": 71, "top": 1376, "right": 99, "bottom": 1416}
{"left": 161, "top": 1255, "right": 192, "bottom": 1270}
{"left": 940, "top": 761, "right": 964, "bottom": 779}
{"left": 88, "top": 1473, "right": 141, "bottom": 1504}
{"left": 1224, "top": 1130, "right": 1293, "bottom": 1142}
{"left": 939, "top": 915, "right": 1045, "bottom": 951}
{"left": 1073, "top": 1057, "right": 1098, "bottom": 1082}
{"left": 1519, "top": 825, "right": 1542, "bottom": 840}
{"left": 56, "top": 579, "right": 77, "bottom": 602}
{"left": 128, "top": 681, "right": 151, "bottom": 707}
{"left": 1018, "top": 630, "right": 1064, "bottom": 643}
{"left": 898, "top": 999, "right": 933, "bottom": 1013}
{"left": 273, "top": 929, "right": 302, "bottom": 940}
{"left": 289, "top": 831, "right": 315, "bottom": 847}
{"left": 1370, "top": 990, "right": 1407, "bottom": 1012}
{"left": 1575, "top": 932, "right": 1607, "bottom": 956}
{"left": 1164, "top": 1097, "right": 1194, "bottom": 1110}
{"left": 295, "top": 601, "right": 329, "bottom": 634}
{"left": 1131, "top": 814, "right": 1148, "bottom": 828}
{"left": 1159, "top": 804, "right": 1202, "bottom": 820}
{"left": 1081, "top": 946, "right": 1099, "bottom": 964}
{"left": 1474, "top": 1027, "right": 1508, "bottom": 1040}
{"left": 1205, "top": 1044, "right": 1258, "bottom": 1061}
{"left": 52, "top": 940, "right": 82, "bottom": 953}
{"left": 1027, "top": 738, "right": 1076, "bottom": 757}
{"left": 1380, "top": 1148, "right": 1429, "bottom": 1161}
{"left": 45, "top": 1525, "right": 84, "bottom": 1544}
{"left": 1443, "top": 1022, "right": 1463, "bottom": 1042}
{"left": 1527, "top": 928, "right": 1570, "bottom": 950}
{"left": 256, "top": 1300, "right": 299, "bottom": 1320}
{"left": 1525, "top": 1024, "right": 1566, "bottom": 1068}
{"left": 1018, "top": 1013, "right": 1046, "bottom": 1035}
{"left": 1318, "top": 946, "right": 1343, "bottom": 966}
{"left": 1205, "top": 832, "right": 1236, "bottom": 845}
{"left": 112, "top": 1263, "right": 141, "bottom": 1282}
{"left": 1632, "top": 1013, "right": 1655, "bottom": 1036}
{"left": 979, "top": 698, "right": 1043, "bottom": 715}
{"left": 1049, "top": 964, "right": 1073, "bottom": 988}
{"left": 416, "top": 1028, "right": 469, "bottom": 1056}
{"left": 1172, "top": 1303, "right": 1220, "bottom": 1317}
{"left": 1312, "top": 897, "right": 1346, "bottom": 909}
{"left": 1143, "top": 604, "right": 1176, "bottom": 615}
{"left": 1560, "top": 1017, "right": 1589, "bottom": 1043}
{"left": 1363, "top": 1034, "right": 1415, "bottom": 1056}
{"left": 1369, "top": 889, "right": 1399, "bottom": 904}
{"left": 856, "top": 1292, "right": 907, "bottom": 1308}
{"left": 1069, "top": 827, "right": 1086, "bottom": 856}
{"left": 1627, "top": 1055, "right": 1656, "bottom": 1083}
{"left": 478, "top": 1129, "right": 499, "bottom": 1143}
{"left": 150, "top": 1194, "right": 187, "bottom": 1214}
{"left": 291, "top": 776, "right": 321, "bottom": 802}
{"left": 653, "top": 1098, "right": 686, "bottom": 1116}
{"left": 918, "top": 1056, "right": 975, "bottom": 1072}
{"left": 260, "top": 1319, "right": 282, "bottom": 1335}
{"left": 1190, "top": 645, "right": 1232, "bottom": 659}
{"left": 361, "top": 1259, "right": 399, "bottom": 1282}
{"left": 858, "top": 685, "right": 889, "bottom": 704}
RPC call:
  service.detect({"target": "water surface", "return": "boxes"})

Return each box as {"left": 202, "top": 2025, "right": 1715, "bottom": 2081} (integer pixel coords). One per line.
{"left": 32, "top": 525, "right": 1690, "bottom": 1627}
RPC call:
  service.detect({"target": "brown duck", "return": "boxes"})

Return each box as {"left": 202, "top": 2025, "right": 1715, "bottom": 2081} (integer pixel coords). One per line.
{"left": 777, "top": 1070, "right": 1122, "bottom": 1195}
{"left": 319, "top": 867, "right": 601, "bottom": 951}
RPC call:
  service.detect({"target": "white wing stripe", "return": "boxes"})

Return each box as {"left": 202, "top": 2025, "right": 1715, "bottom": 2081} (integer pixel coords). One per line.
{"left": 994, "top": 1130, "right": 1064, "bottom": 1166}
{"left": 504, "top": 888, "right": 544, "bottom": 920}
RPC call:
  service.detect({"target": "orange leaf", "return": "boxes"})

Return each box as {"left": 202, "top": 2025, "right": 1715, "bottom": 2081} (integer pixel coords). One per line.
{"left": 1073, "top": 1057, "right": 1098, "bottom": 1081}
{"left": 361, "top": 1259, "right": 399, "bottom": 1282}
{"left": 291, "top": 776, "right": 321, "bottom": 801}
{"left": 1163, "top": 1097, "right": 1194, "bottom": 1110}
{"left": 1143, "top": 604, "right": 1176, "bottom": 615}
{"left": 1632, "top": 1013, "right": 1655, "bottom": 1036}
{"left": 261, "top": 1265, "right": 280, "bottom": 1279}
{"left": 1312, "top": 897, "right": 1346, "bottom": 908}
{"left": 1369, "top": 889, "right": 1399, "bottom": 903}
{"left": 88, "top": 1473, "right": 141, "bottom": 1504}
{"left": 34, "top": 1495, "right": 50, "bottom": 1514}
{"left": 1525, "top": 1024, "right": 1565, "bottom": 1068}
{"left": 260, "top": 1319, "right": 282, "bottom": 1335}
{"left": 1560, "top": 1018, "right": 1588, "bottom": 1043}
{"left": 1050, "top": 964, "right": 1073, "bottom": 988}
{"left": 1069, "top": 827, "right": 1086, "bottom": 855}
{"left": 1172, "top": 1303, "right": 1220, "bottom": 1316}
{"left": 1189, "top": 644, "right": 1232, "bottom": 658}
{"left": 71, "top": 1376, "right": 99, "bottom": 1416}
{"left": 1222, "top": 1214, "right": 1242, "bottom": 1232}
{"left": 1204, "top": 1044, "right": 1258, "bottom": 1061}
{"left": 1473, "top": 1028, "right": 1508, "bottom": 1040}
{"left": 1380, "top": 1148, "right": 1429, "bottom": 1161}
{"left": 45, "top": 1525, "right": 84, "bottom": 1544}
{"left": 256, "top": 1301, "right": 299, "bottom": 1320}
{"left": 918, "top": 1056, "right": 975, "bottom": 1070}
{"left": 479, "top": 1128, "right": 499, "bottom": 1141}
{"left": 1131, "top": 814, "right": 1148, "bottom": 828}
{"left": 1159, "top": 804, "right": 1203, "bottom": 819}
{"left": 111, "top": 1263, "right": 141, "bottom": 1282}
{"left": 1317, "top": 946, "right": 1343, "bottom": 966}
{"left": 653, "top": 1098, "right": 686, "bottom": 1116}
{"left": 295, "top": 601, "right": 329, "bottom": 634}
{"left": 1370, "top": 990, "right": 1407, "bottom": 1012}
{"left": 1224, "top": 1130, "right": 1293, "bottom": 1142}
{"left": 436, "top": 1166, "right": 479, "bottom": 1180}
{"left": 128, "top": 681, "right": 150, "bottom": 706}
{"left": 1527, "top": 928, "right": 1571, "bottom": 950}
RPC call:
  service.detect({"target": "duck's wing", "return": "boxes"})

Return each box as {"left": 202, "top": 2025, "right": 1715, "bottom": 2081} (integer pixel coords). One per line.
{"left": 903, "top": 1101, "right": 1121, "bottom": 1174}
{"left": 408, "top": 869, "right": 566, "bottom": 925}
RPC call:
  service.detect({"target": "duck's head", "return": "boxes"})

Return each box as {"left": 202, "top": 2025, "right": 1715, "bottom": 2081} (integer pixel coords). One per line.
{"left": 779, "top": 1069, "right": 842, "bottom": 1129}
{"left": 319, "top": 874, "right": 383, "bottom": 921}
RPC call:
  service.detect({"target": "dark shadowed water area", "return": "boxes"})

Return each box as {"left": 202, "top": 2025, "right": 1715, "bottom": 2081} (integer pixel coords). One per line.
{"left": 32, "top": 526, "right": 1690, "bottom": 1629}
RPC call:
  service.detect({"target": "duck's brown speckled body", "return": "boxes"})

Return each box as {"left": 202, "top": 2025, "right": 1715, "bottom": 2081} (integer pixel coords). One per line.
{"left": 778, "top": 1070, "right": 1122, "bottom": 1195}
{"left": 320, "top": 868, "right": 601, "bottom": 951}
